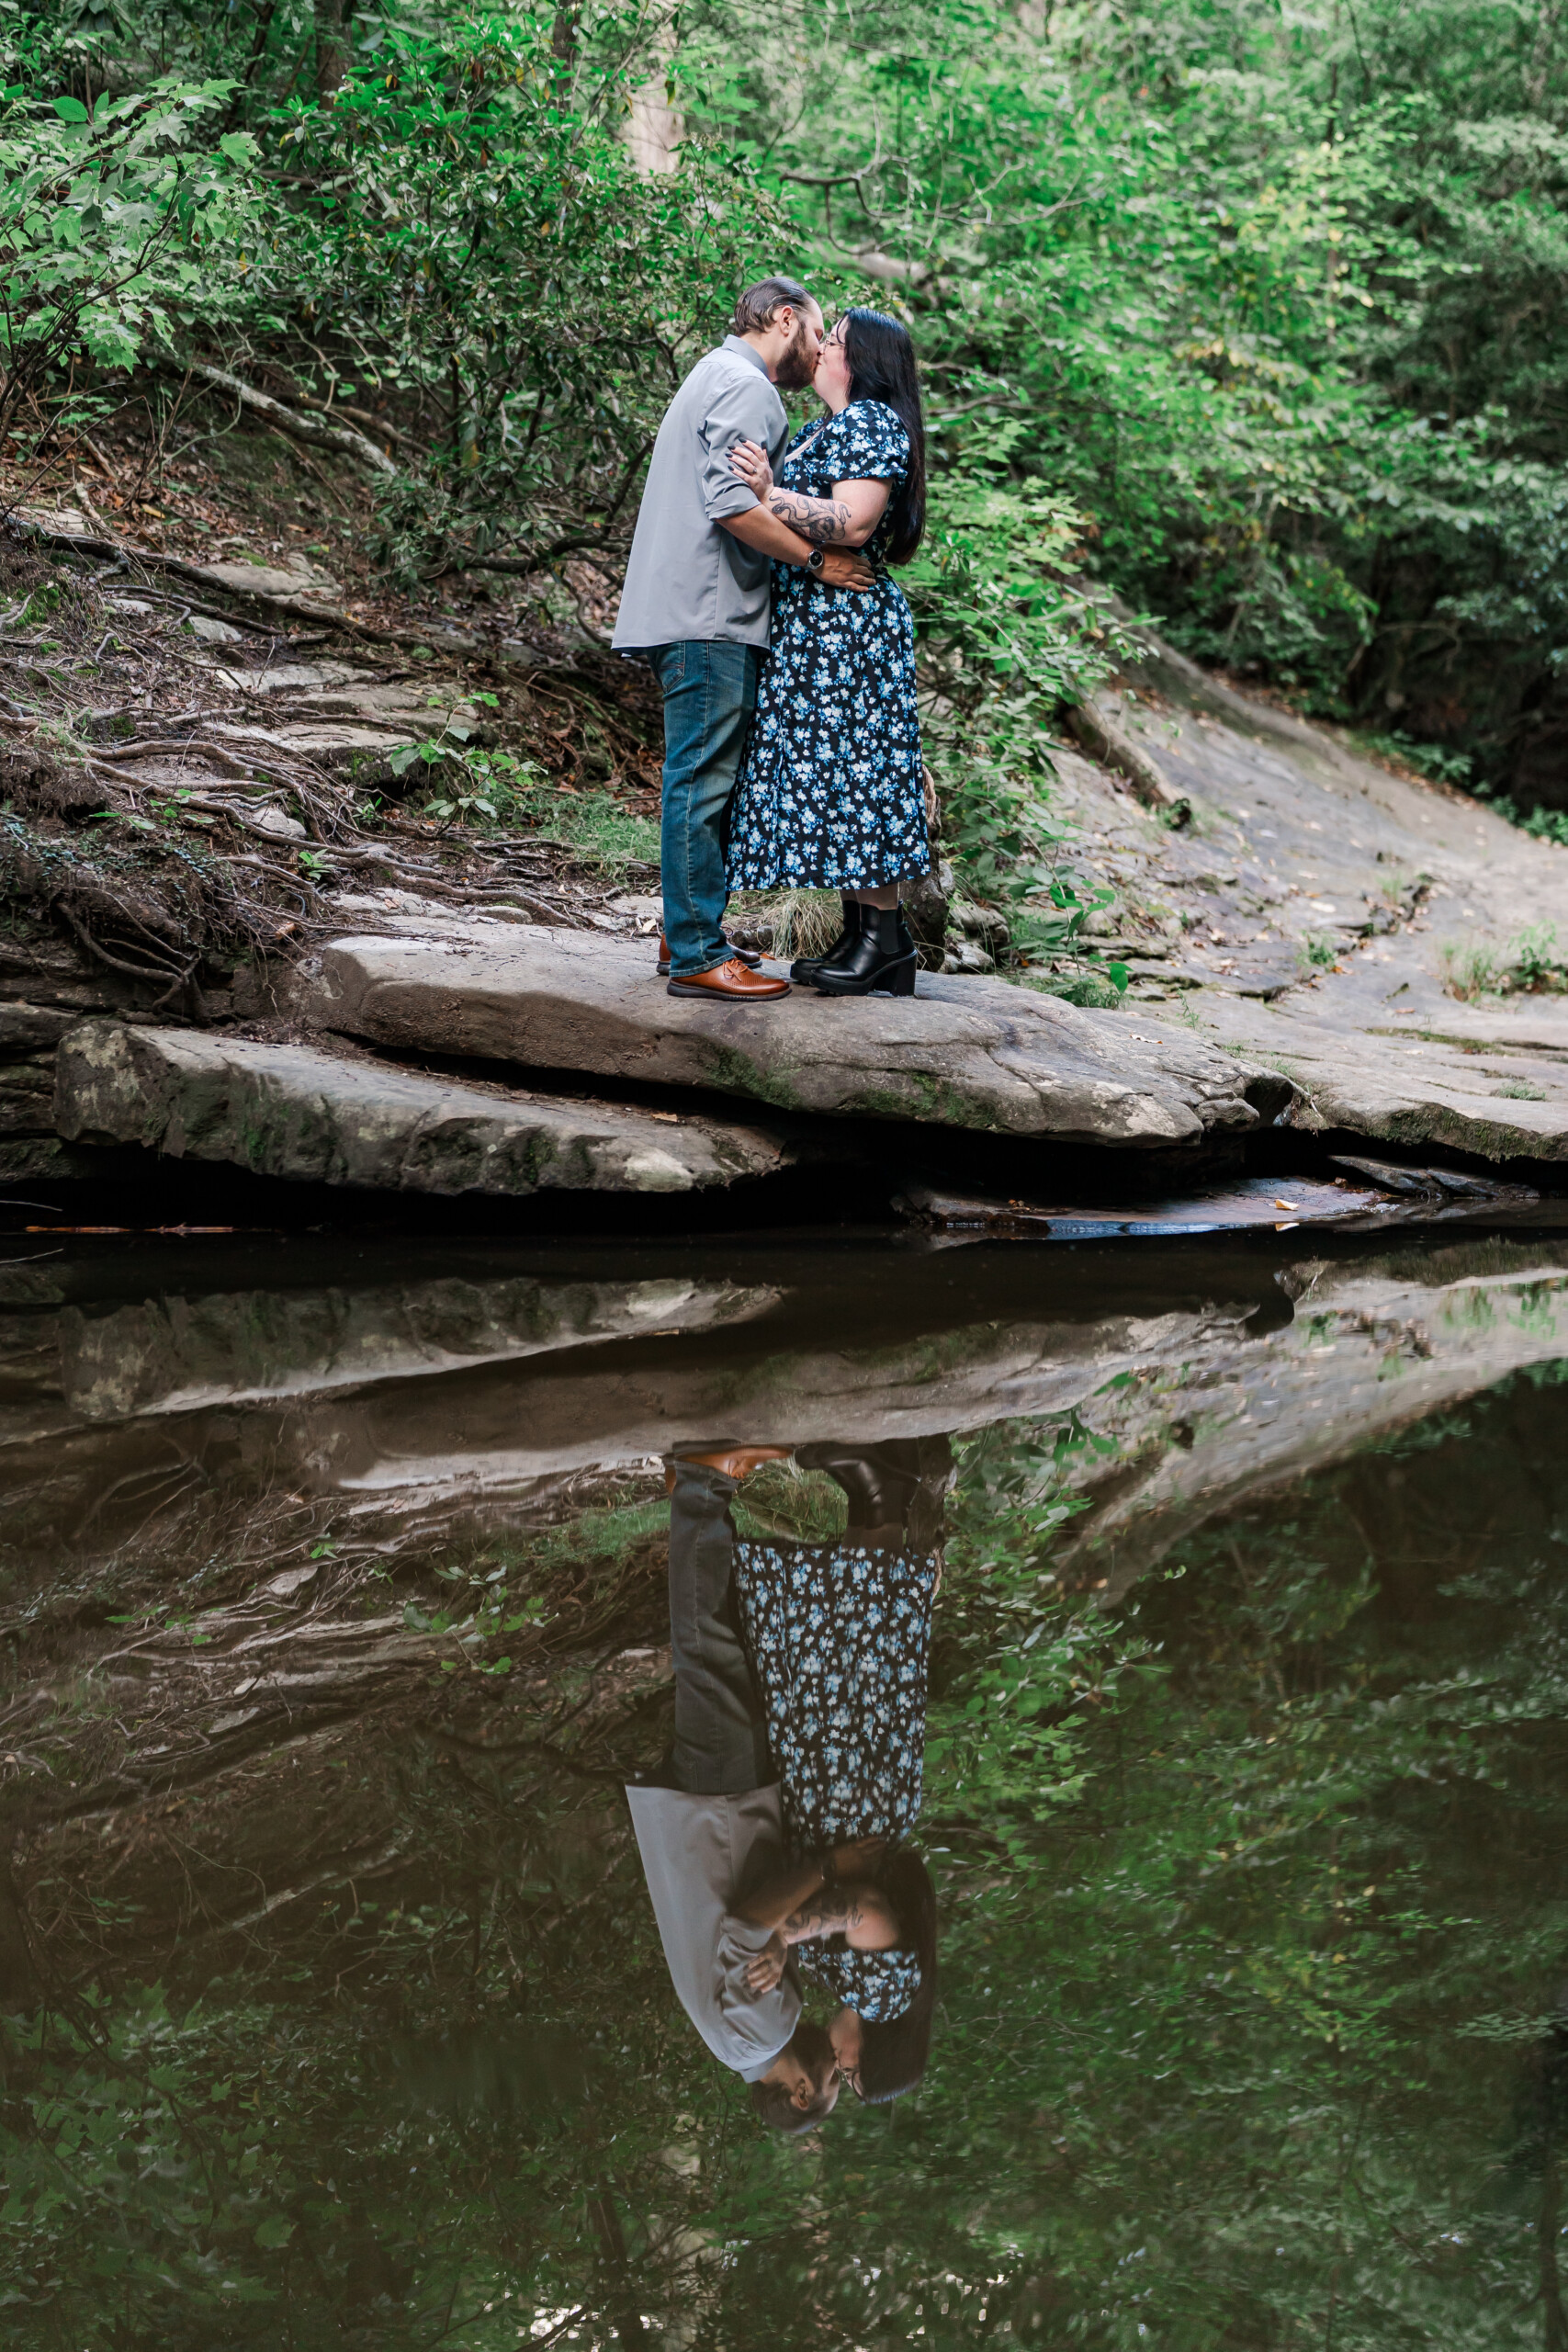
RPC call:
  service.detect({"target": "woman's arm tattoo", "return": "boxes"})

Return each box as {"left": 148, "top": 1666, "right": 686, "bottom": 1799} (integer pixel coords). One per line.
{"left": 767, "top": 489, "right": 853, "bottom": 545}
{"left": 780, "top": 1891, "right": 866, "bottom": 1943}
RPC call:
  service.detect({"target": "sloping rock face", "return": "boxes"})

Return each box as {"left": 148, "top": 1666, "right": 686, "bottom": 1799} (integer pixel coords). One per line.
{"left": 54, "top": 1022, "right": 788, "bottom": 1196}
{"left": 299, "top": 929, "right": 1294, "bottom": 1147}
{"left": 1042, "top": 631, "right": 1568, "bottom": 1160}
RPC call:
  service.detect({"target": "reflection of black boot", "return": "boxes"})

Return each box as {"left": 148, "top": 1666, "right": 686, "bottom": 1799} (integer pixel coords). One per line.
{"left": 791, "top": 896, "right": 861, "bottom": 984}
{"left": 796, "top": 1442, "right": 921, "bottom": 1537}
{"left": 812, "top": 905, "right": 918, "bottom": 998}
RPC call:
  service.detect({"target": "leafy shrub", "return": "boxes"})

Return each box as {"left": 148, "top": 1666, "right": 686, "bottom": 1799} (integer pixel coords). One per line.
{"left": 253, "top": 7, "right": 782, "bottom": 583}
{"left": 431, "top": 747, "right": 660, "bottom": 874}
{"left": 1443, "top": 923, "right": 1568, "bottom": 999}
{"left": 0, "top": 77, "right": 258, "bottom": 454}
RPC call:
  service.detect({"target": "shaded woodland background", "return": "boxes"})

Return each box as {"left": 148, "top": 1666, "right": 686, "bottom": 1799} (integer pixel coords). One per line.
{"left": 10, "top": 0, "right": 1568, "bottom": 831}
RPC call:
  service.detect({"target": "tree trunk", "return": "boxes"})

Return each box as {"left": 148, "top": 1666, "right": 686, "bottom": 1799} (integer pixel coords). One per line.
{"left": 314, "top": 0, "right": 350, "bottom": 102}
{"left": 590, "top": 2182, "right": 647, "bottom": 2346}
{"left": 626, "top": 13, "right": 682, "bottom": 177}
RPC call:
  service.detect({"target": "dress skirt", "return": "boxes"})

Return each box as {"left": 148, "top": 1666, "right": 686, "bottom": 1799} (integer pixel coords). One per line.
{"left": 725, "top": 400, "right": 929, "bottom": 893}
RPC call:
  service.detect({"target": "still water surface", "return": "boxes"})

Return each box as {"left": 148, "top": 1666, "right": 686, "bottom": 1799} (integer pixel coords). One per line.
{"left": 3, "top": 1227, "right": 1568, "bottom": 2347}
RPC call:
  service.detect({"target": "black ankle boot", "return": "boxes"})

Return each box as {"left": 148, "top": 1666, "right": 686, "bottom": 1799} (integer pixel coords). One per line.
{"left": 795, "top": 1442, "right": 920, "bottom": 1535}
{"left": 791, "top": 895, "right": 860, "bottom": 984}
{"left": 811, "top": 904, "right": 918, "bottom": 998}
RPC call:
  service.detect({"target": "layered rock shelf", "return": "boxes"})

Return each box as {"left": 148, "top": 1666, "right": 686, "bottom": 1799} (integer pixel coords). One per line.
{"left": 298, "top": 927, "right": 1292, "bottom": 1147}
{"left": 53, "top": 1020, "right": 789, "bottom": 1197}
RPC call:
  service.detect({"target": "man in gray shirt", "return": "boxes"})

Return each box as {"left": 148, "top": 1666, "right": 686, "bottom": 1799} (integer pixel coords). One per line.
{"left": 626, "top": 1448, "right": 841, "bottom": 2131}
{"left": 613, "top": 277, "right": 872, "bottom": 999}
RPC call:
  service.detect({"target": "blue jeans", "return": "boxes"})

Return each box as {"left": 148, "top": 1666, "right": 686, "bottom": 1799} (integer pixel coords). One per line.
{"left": 666, "top": 1459, "right": 772, "bottom": 1795}
{"left": 649, "top": 639, "right": 762, "bottom": 979}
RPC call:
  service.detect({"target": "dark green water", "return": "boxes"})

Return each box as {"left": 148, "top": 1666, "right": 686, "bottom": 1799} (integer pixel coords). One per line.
{"left": 4, "top": 1228, "right": 1568, "bottom": 2349}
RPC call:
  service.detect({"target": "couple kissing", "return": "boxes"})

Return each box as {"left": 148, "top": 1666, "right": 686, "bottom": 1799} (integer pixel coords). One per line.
{"left": 612, "top": 274, "right": 929, "bottom": 1002}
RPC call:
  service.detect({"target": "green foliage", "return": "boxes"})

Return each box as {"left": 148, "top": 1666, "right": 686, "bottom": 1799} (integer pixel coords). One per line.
{"left": 1475, "top": 787, "right": 1568, "bottom": 848}
{"left": 1358, "top": 729, "right": 1477, "bottom": 787}
{"left": 0, "top": 75, "right": 259, "bottom": 447}
{"left": 1443, "top": 920, "right": 1568, "bottom": 999}
{"left": 247, "top": 6, "right": 784, "bottom": 582}
{"left": 676, "top": 0, "right": 1568, "bottom": 798}
{"left": 447, "top": 746, "right": 660, "bottom": 872}
{"left": 16, "top": 0, "right": 1568, "bottom": 833}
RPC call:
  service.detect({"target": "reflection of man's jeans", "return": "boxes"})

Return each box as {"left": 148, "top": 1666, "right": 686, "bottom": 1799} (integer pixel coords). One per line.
{"left": 666, "top": 1460, "right": 772, "bottom": 1795}
{"left": 649, "top": 640, "right": 762, "bottom": 979}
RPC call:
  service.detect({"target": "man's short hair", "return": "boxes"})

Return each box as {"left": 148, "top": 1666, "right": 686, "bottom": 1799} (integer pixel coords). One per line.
{"left": 750, "top": 2076, "right": 837, "bottom": 2136}
{"left": 732, "top": 277, "right": 813, "bottom": 336}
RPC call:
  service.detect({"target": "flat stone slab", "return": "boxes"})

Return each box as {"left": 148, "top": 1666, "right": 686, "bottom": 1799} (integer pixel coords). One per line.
{"left": 299, "top": 929, "right": 1294, "bottom": 1146}
{"left": 1199, "top": 991, "right": 1568, "bottom": 1161}
{"left": 54, "top": 1023, "right": 789, "bottom": 1196}
{"left": 897, "top": 1160, "right": 1548, "bottom": 1238}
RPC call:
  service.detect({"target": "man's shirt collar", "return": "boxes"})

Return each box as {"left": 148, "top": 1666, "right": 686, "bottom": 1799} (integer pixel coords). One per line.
{"left": 722, "top": 334, "right": 772, "bottom": 379}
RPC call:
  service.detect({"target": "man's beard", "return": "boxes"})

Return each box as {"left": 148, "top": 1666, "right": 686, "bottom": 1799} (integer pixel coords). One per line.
{"left": 773, "top": 319, "right": 819, "bottom": 392}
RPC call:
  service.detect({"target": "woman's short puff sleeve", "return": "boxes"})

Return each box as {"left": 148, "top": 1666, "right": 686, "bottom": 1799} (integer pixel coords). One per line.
{"left": 830, "top": 401, "right": 909, "bottom": 486}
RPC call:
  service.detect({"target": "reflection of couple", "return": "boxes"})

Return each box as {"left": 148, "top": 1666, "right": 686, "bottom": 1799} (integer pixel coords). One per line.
{"left": 626, "top": 1442, "right": 943, "bottom": 2131}
{"left": 612, "top": 275, "right": 930, "bottom": 1002}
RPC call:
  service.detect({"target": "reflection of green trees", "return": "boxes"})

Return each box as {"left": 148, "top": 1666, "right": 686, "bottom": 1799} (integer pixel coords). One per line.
{"left": 6, "top": 1365, "right": 1568, "bottom": 2346}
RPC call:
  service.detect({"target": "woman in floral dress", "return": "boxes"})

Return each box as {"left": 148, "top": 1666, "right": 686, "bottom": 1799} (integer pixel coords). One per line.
{"left": 726, "top": 309, "right": 929, "bottom": 998}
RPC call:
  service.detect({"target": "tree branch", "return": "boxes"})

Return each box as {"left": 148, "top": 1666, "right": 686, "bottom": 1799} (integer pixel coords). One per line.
{"left": 153, "top": 353, "right": 400, "bottom": 478}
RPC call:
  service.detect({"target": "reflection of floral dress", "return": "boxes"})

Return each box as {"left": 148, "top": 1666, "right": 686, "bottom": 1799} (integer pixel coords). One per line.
{"left": 725, "top": 399, "right": 927, "bottom": 892}
{"left": 733, "top": 1538, "right": 934, "bottom": 2022}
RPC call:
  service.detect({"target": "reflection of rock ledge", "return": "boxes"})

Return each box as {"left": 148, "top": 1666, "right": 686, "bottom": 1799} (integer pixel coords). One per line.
{"left": 55, "top": 1272, "right": 778, "bottom": 1424}
{"left": 5, "top": 1245, "right": 1568, "bottom": 1609}
{"left": 1057, "top": 1246, "right": 1568, "bottom": 1595}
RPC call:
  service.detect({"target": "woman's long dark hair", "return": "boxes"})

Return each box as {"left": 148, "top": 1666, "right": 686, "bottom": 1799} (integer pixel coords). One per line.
{"left": 841, "top": 307, "right": 926, "bottom": 566}
{"left": 857, "top": 1849, "right": 938, "bottom": 2103}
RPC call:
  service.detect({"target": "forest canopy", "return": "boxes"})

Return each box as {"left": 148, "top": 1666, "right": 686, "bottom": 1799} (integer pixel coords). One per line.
{"left": 8, "top": 0, "right": 1568, "bottom": 813}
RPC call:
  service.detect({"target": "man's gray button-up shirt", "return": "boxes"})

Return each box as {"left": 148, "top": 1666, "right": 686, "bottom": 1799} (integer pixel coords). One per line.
{"left": 626, "top": 1781, "right": 801, "bottom": 2080}
{"left": 612, "top": 336, "right": 791, "bottom": 652}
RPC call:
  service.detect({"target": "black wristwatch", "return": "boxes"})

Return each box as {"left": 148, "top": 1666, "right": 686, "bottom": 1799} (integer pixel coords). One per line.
{"left": 806, "top": 548, "right": 826, "bottom": 573}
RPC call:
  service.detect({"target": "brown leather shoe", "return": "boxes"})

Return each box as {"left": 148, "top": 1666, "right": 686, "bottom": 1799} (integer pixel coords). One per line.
{"left": 667, "top": 956, "right": 788, "bottom": 1000}
{"left": 665, "top": 1444, "right": 794, "bottom": 1491}
{"left": 657, "top": 932, "right": 761, "bottom": 978}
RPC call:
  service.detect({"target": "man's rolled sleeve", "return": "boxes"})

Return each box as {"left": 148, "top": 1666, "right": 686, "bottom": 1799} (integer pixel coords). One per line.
{"left": 698, "top": 376, "right": 776, "bottom": 521}
{"left": 714, "top": 1913, "right": 800, "bottom": 2065}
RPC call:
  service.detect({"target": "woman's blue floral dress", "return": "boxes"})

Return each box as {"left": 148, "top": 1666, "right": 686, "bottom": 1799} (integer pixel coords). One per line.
{"left": 726, "top": 400, "right": 927, "bottom": 892}
{"left": 733, "top": 1536, "right": 934, "bottom": 2023}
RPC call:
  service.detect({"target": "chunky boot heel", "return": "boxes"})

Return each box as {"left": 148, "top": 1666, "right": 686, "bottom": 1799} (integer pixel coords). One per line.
{"left": 795, "top": 1441, "right": 921, "bottom": 1533}
{"left": 813, "top": 904, "right": 919, "bottom": 998}
{"left": 791, "top": 895, "right": 860, "bottom": 984}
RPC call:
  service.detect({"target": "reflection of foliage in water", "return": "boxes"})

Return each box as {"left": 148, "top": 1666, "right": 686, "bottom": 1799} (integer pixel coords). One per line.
{"left": 6, "top": 1369, "right": 1568, "bottom": 2345}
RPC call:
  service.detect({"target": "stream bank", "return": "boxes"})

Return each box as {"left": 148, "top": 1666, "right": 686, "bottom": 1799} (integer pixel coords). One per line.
{"left": 6, "top": 495, "right": 1568, "bottom": 1229}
